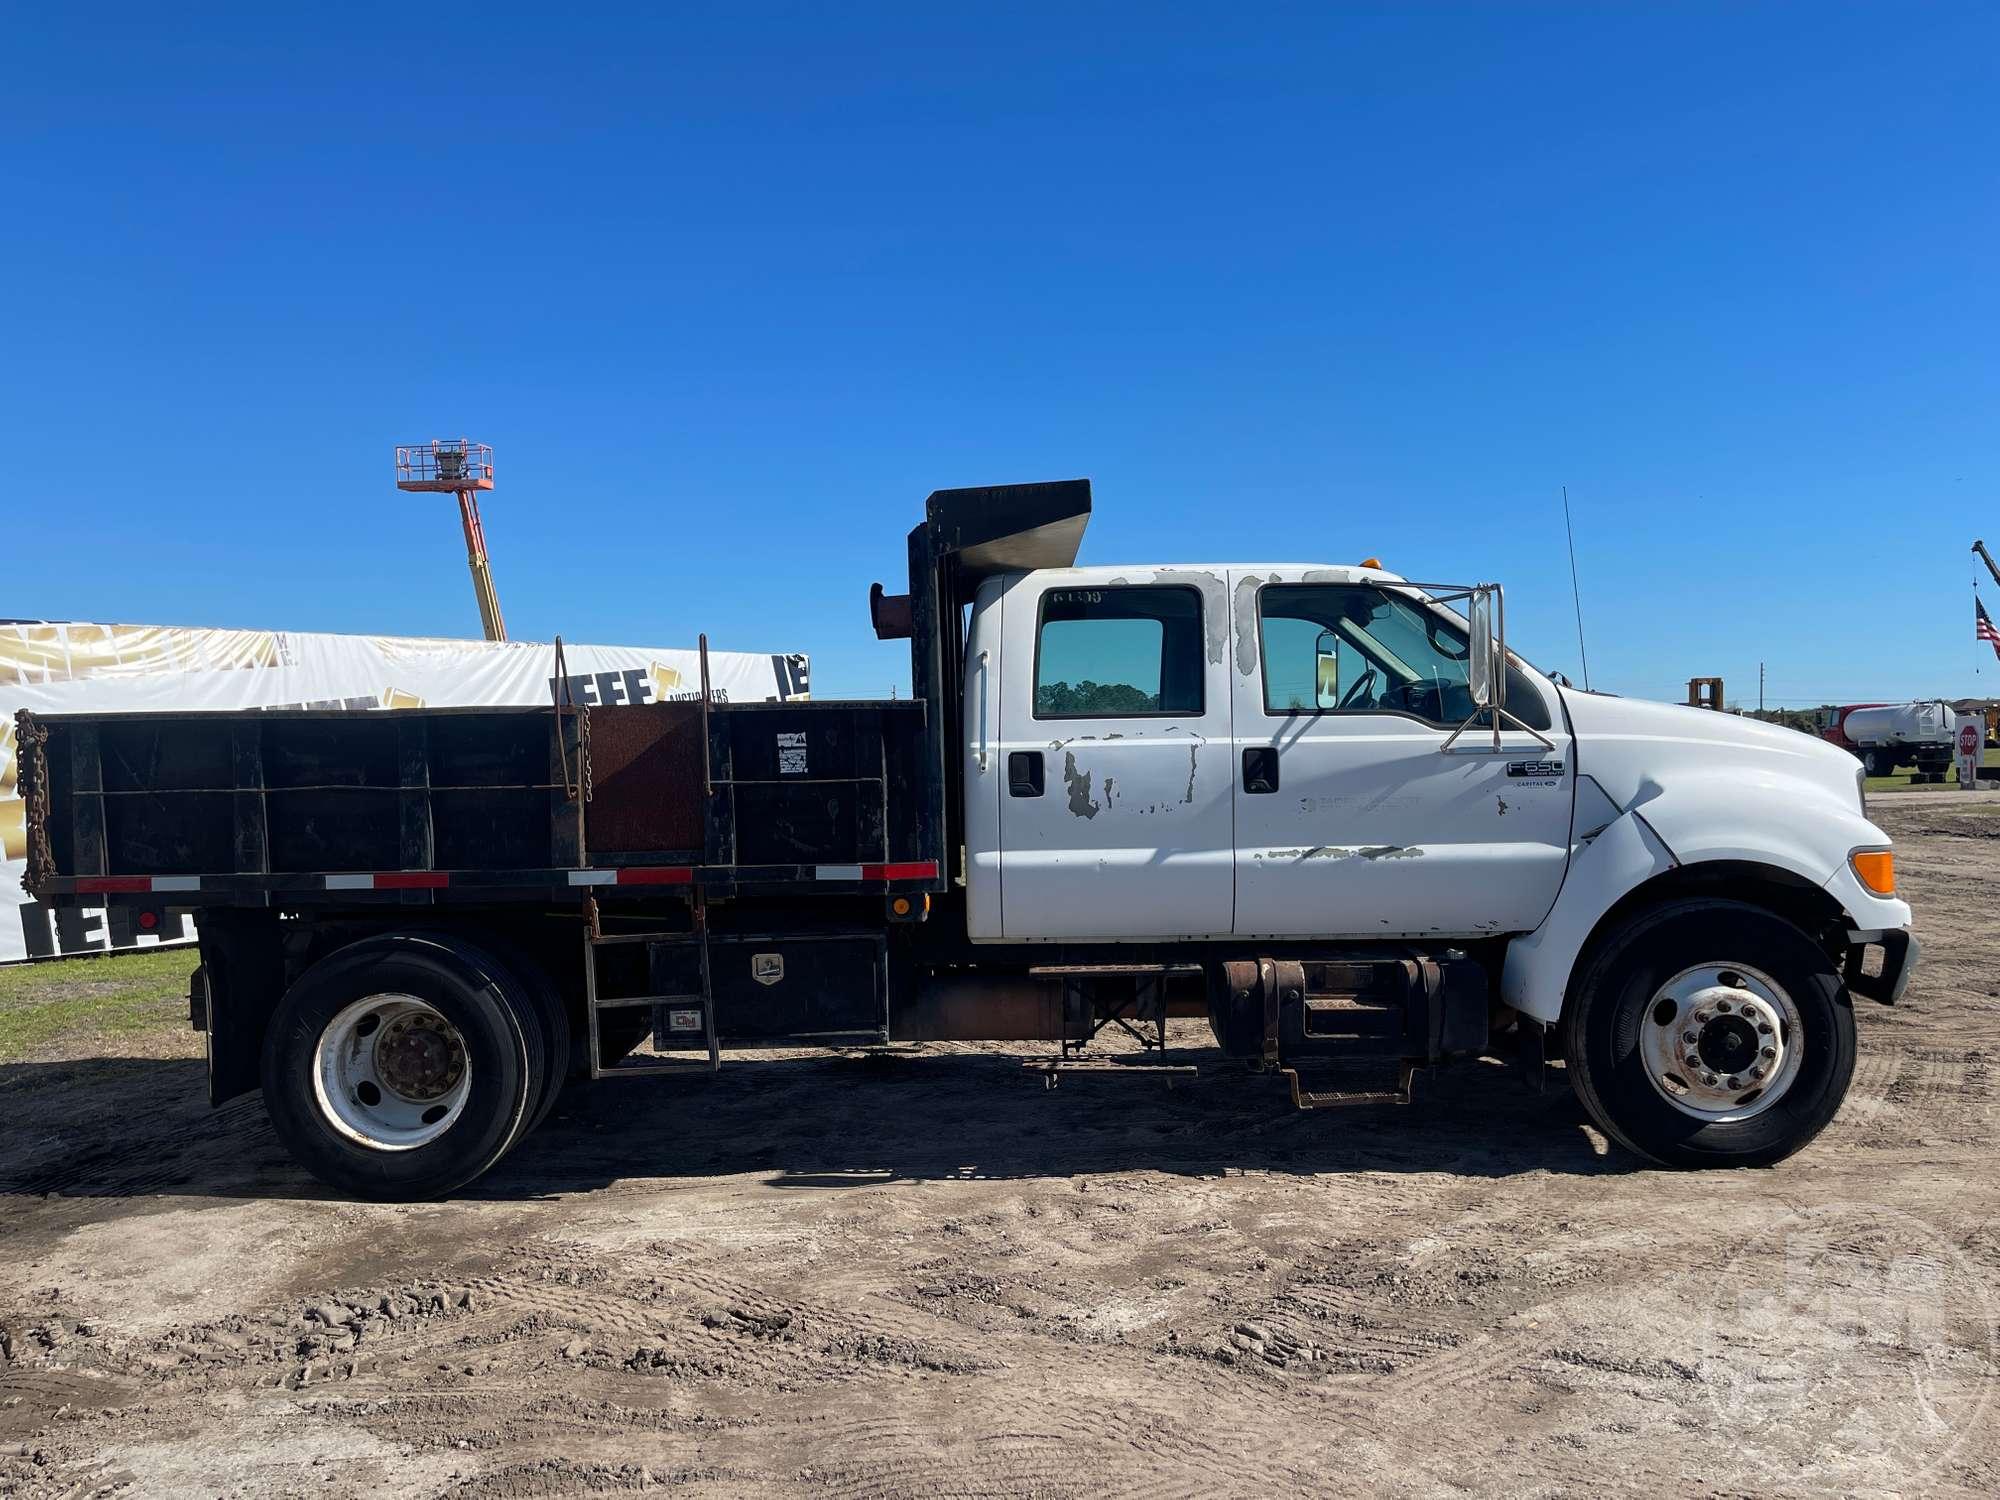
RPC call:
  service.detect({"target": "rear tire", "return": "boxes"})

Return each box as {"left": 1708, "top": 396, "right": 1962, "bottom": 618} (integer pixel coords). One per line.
{"left": 1862, "top": 748, "right": 1895, "bottom": 777}
{"left": 473, "top": 933, "right": 572, "bottom": 1133}
{"left": 261, "top": 934, "right": 544, "bottom": 1200}
{"left": 1563, "top": 898, "right": 1855, "bottom": 1169}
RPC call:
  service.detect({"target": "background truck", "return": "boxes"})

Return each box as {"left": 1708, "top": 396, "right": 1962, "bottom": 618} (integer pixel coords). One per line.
{"left": 16, "top": 480, "right": 1917, "bottom": 1199}
{"left": 1829, "top": 699, "right": 1957, "bottom": 778}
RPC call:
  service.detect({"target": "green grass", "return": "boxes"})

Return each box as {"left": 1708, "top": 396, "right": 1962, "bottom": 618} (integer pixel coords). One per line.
{"left": 1865, "top": 745, "right": 2000, "bottom": 793}
{"left": 0, "top": 947, "right": 201, "bottom": 1063}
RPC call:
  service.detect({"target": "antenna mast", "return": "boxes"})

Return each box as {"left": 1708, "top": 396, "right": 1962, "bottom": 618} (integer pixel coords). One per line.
{"left": 1562, "top": 484, "right": 1591, "bottom": 689}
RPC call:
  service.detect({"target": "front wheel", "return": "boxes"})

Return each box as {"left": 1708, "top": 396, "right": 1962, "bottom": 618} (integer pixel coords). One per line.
{"left": 1862, "top": 747, "right": 1896, "bottom": 777}
{"left": 1563, "top": 898, "right": 1855, "bottom": 1168}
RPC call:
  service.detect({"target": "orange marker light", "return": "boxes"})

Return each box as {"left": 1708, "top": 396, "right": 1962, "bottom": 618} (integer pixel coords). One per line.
{"left": 1850, "top": 849, "right": 1895, "bottom": 896}
{"left": 1360, "top": 557, "right": 1383, "bottom": 570}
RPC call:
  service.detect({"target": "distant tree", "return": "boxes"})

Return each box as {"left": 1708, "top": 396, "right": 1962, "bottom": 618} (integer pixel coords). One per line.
{"left": 1747, "top": 707, "right": 1826, "bottom": 735}
{"left": 1035, "top": 679, "right": 1157, "bottom": 716}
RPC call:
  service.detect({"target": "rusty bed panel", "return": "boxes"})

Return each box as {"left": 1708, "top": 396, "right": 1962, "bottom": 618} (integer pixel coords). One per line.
{"left": 585, "top": 702, "right": 706, "bottom": 855}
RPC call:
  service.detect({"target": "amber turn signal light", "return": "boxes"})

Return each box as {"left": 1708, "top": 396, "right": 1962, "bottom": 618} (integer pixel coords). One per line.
{"left": 1850, "top": 849, "right": 1895, "bottom": 896}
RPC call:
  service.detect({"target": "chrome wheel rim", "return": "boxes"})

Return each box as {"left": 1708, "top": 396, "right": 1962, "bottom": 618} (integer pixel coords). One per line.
{"left": 312, "top": 994, "right": 471, "bottom": 1150}
{"left": 1639, "top": 962, "right": 1803, "bottom": 1122}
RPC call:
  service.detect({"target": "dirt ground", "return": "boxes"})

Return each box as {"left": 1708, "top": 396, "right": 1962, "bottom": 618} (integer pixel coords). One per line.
{"left": 3, "top": 792, "right": 1996, "bottom": 1498}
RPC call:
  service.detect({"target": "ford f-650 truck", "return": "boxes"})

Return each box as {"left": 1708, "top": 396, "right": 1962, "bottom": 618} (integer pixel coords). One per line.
{"left": 15, "top": 480, "right": 1917, "bottom": 1198}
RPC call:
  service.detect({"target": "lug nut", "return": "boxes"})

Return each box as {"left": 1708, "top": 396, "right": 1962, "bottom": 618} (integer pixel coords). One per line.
{"left": 1758, "top": 1022, "right": 1774, "bottom": 1035}
{"left": 1751, "top": 1068, "right": 1766, "bottom": 1080}
{"left": 1726, "top": 1076, "right": 1740, "bottom": 1089}
{"left": 1761, "top": 1046, "right": 1776, "bottom": 1060}
{"left": 1702, "top": 1073, "right": 1718, "bottom": 1087}
{"left": 1715, "top": 1001, "right": 1732, "bottom": 1013}
{"left": 1683, "top": 1031, "right": 1699, "bottom": 1044}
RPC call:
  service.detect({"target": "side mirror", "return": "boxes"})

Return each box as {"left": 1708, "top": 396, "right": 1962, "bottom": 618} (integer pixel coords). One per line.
{"left": 1467, "top": 587, "right": 1502, "bottom": 710}
{"left": 1314, "top": 630, "right": 1340, "bottom": 708}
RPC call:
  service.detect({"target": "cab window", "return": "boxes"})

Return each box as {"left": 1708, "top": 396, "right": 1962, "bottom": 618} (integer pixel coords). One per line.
{"left": 1259, "top": 583, "right": 1550, "bottom": 729}
{"left": 1035, "top": 586, "right": 1204, "bottom": 718}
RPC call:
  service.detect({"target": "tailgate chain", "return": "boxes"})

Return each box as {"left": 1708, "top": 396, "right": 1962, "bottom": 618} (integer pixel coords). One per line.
{"left": 13, "top": 710, "right": 55, "bottom": 891}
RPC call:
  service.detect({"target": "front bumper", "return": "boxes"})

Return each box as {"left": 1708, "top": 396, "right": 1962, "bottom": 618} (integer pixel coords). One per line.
{"left": 1845, "top": 927, "right": 1920, "bottom": 1006}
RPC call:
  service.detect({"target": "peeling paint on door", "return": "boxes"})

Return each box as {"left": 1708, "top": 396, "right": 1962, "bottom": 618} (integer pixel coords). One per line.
{"left": 1062, "top": 750, "right": 1099, "bottom": 819}
{"left": 1258, "top": 844, "right": 1425, "bottom": 863}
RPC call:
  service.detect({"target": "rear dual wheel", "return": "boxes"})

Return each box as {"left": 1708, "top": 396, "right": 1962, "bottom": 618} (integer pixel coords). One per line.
{"left": 261, "top": 934, "right": 566, "bottom": 1200}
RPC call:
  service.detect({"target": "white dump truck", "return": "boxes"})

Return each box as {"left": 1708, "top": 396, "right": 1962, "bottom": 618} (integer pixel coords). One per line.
{"left": 17, "top": 480, "right": 1918, "bottom": 1198}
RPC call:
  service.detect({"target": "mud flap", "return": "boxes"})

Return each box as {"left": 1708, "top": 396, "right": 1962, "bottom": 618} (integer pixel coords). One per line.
{"left": 198, "top": 909, "right": 285, "bottom": 1106}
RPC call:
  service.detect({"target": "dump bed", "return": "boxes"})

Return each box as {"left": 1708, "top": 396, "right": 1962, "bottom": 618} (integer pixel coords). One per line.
{"left": 15, "top": 697, "right": 940, "bottom": 905}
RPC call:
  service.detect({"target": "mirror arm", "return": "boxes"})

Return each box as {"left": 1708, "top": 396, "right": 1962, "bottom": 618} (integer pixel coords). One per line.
{"left": 1438, "top": 704, "right": 1556, "bottom": 755}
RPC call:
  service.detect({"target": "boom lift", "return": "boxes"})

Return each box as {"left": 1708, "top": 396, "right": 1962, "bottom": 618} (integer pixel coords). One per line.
{"left": 396, "top": 439, "right": 506, "bottom": 642}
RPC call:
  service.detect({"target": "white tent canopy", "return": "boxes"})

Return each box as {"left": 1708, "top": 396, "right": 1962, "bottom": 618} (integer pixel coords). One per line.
{"left": 2, "top": 621, "right": 808, "bottom": 962}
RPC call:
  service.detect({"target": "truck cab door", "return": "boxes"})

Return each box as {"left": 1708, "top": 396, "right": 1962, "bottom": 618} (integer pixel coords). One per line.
{"left": 989, "top": 569, "right": 1235, "bottom": 940}
{"left": 1228, "top": 569, "right": 1574, "bottom": 939}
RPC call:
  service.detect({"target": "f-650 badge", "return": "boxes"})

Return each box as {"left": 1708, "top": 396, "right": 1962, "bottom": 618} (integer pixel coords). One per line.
{"left": 1506, "top": 760, "right": 1566, "bottom": 779}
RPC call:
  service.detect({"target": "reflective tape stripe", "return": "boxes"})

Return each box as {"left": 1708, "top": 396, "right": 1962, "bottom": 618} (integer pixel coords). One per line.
{"left": 862, "top": 861, "right": 938, "bottom": 881}
{"left": 70, "top": 861, "right": 935, "bottom": 896}
{"left": 321, "top": 873, "right": 451, "bottom": 890}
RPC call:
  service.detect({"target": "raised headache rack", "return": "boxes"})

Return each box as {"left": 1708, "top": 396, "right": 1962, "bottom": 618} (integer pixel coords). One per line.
{"left": 872, "top": 478, "right": 1093, "bottom": 870}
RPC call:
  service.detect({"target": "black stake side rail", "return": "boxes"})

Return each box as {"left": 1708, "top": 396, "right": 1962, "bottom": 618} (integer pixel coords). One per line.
{"left": 32, "top": 859, "right": 940, "bottom": 906}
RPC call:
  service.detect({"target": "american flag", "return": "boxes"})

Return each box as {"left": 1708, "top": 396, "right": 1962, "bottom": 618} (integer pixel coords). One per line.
{"left": 1982, "top": 598, "right": 2000, "bottom": 659}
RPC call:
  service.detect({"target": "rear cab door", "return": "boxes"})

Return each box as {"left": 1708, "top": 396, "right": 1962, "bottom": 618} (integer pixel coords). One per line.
{"left": 986, "top": 567, "right": 1236, "bottom": 940}
{"left": 1228, "top": 567, "right": 1574, "bottom": 939}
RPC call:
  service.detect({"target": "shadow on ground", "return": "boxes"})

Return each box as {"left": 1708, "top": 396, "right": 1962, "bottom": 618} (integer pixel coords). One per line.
{"left": 0, "top": 1047, "right": 1627, "bottom": 1204}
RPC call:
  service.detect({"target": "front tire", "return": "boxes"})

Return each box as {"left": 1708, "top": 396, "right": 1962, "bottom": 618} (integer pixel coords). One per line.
{"left": 1563, "top": 898, "right": 1855, "bottom": 1168}
{"left": 261, "top": 934, "right": 544, "bottom": 1200}
{"left": 1862, "top": 747, "right": 1896, "bottom": 777}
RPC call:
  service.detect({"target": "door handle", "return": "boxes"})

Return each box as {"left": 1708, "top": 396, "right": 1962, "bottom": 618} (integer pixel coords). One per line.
{"left": 974, "top": 649, "right": 990, "bottom": 771}
{"left": 1242, "top": 746, "right": 1279, "bottom": 794}
{"left": 1008, "top": 750, "right": 1045, "bottom": 798}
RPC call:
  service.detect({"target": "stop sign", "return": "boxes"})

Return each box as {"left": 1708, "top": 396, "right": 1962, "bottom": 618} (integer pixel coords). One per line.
{"left": 1962, "top": 723, "right": 1981, "bottom": 755}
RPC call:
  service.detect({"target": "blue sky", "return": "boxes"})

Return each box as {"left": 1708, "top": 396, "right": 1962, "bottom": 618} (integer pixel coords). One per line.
{"left": 5, "top": 3, "right": 1996, "bottom": 705}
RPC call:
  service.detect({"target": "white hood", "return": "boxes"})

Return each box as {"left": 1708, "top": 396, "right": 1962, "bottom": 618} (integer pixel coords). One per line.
{"left": 1558, "top": 689, "right": 1865, "bottom": 818}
